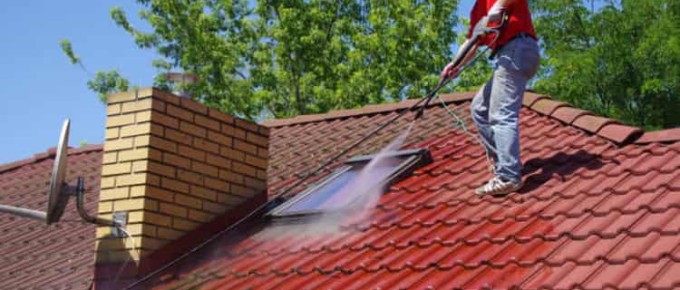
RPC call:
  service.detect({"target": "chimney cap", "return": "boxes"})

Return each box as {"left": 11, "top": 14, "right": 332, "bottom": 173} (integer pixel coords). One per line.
{"left": 165, "top": 72, "right": 199, "bottom": 98}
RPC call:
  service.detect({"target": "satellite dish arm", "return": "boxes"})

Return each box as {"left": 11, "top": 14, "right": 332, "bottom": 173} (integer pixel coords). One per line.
{"left": 0, "top": 204, "right": 47, "bottom": 221}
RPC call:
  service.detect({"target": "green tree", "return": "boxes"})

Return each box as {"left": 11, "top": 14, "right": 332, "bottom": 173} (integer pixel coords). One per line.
{"left": 67, "top": 0, "right": 460, "bottom": 120}
{"left": 531, "top": 0, "right": 680, "bottom": 129}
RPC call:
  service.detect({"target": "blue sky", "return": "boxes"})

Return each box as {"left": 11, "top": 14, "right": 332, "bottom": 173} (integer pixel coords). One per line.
{"left": 0, "top": 1, "right": 475, "bottom": 165}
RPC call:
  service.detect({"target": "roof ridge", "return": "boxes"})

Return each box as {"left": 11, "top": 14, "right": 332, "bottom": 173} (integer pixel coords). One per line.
{"left": 261, "top": 92, "right": 476, "bottom": 127}
{"left": 0, "top": 144, "right": 103, "bottom": 174}
{"left": 262, "top": 91, "right": 656, "bottom": 146}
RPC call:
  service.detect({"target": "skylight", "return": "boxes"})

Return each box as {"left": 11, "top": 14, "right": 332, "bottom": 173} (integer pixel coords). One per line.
{"left": 268, "top": 149, "right": 432, "bottom": 218}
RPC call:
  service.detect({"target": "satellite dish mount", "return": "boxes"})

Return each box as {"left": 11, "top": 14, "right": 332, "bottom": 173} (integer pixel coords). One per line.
{"left": 0, "top": 119, "right": 115, "bottom": 226}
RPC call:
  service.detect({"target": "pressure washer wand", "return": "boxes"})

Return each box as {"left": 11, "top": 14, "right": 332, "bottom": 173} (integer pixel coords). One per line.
{"left": 413, "top": 15, "right": 507, "bottom": 121}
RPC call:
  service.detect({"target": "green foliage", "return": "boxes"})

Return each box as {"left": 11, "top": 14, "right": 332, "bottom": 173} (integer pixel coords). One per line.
{"left": 532, "top": 0, "right": 680, "bottom": 129}
{"left": 108, "top": 0, "right": 459, "bottom": 120}
{"left": 87, "top": 70, "right": 130, "bottom": 103}
{"left": 59, "top": 39, "right": 81, "bottom": 65}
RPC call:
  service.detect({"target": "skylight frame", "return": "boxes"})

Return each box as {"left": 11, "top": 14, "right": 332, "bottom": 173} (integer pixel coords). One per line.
{"left": 268, "top": 148, "right": 432, "bottom": 218}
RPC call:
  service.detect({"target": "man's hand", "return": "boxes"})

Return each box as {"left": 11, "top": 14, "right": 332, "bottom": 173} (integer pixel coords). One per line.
{"left": 488, "top": 2, "right": 505, "bottom": 23}
{"left": 440, "top": 62, "right": 461, "bottom": 80}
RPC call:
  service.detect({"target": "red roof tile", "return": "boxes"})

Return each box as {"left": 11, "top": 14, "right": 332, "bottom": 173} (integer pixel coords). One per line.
{"left": 0, "top": 145, "right": 102, "bottom": 289}
{"left": 120, "top": 94, "right": 680, "bottom": 289}
{"left": 4, "top": 91, "right": 680, "bottom": 289}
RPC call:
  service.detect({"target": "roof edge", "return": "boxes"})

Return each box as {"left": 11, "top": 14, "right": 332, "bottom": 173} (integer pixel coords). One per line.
{"left": 262, "top": 92, "right": 476, "bottom": 127}
{"left": 635, "top": 128, "right": 680, "bottom": 144}
{"left": 0, "top": 144, "right": 103, "bottom": 174}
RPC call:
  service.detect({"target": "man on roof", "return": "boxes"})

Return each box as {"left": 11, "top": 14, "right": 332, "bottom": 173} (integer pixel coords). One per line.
{"left": 441, "top": 0, "right": 540, "bottom": 196}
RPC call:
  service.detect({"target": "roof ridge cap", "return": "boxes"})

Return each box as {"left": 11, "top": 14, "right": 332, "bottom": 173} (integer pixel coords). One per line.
{"left": 0, "top": 144, "right": 103, "bottom": 174}
{"left": 262, "top": 92, "right": 475, "bottom": 127}
{"left": 635, "top": 128, "right": 680, "bottom": 144}
{"left": 523, "top": 93, "right": 643, "bottom": 146}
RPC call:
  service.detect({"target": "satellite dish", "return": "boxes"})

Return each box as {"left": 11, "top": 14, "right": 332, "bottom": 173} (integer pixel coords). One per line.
{"left": 46, "top": 119, "right": 71, "bottom": 224}
{"left": 0, "top": 119, "right": 114, "bottom": 226}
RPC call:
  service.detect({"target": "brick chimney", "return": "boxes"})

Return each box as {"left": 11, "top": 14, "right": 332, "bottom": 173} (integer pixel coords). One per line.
{"left": 94, "top": 88, "right": 268, "bottom": 282}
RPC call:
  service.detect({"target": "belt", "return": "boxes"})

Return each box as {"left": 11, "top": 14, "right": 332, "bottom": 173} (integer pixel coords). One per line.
{"left": 489, "top": 32, "right": 534, "bottom": 59}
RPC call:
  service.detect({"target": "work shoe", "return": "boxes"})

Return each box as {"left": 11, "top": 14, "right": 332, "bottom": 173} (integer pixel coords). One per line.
{"left": 475, "top": 176, "right": 522, "bottom": 196}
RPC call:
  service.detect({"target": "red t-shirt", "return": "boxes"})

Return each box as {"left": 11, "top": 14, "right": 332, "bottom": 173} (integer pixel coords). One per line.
{"left": 468, "top": 0, "right": 537, "bottom": 50}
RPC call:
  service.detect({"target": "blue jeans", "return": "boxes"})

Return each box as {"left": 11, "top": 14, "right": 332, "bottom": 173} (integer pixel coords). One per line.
{"left": 471, "top": 36, "right": 540, "bottom": 183}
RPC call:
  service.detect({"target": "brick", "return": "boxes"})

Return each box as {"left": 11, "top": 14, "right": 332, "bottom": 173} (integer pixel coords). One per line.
{"left": 193, "top": 138, "right": 219, "bottom": 154}
{"left": 135, "top": 135, "right": 151, "bottom": 147}
{"left": 258, "top": 126, "right": 270, "bottom": 137}
{"left": 119, "top": 148, "right": 150, "bottom": 162}
{"left": 207, "top": 131, "right": 232, "bottom": 147}
{"left": 165, "top": 128, "right": 193, "bottom": 146}
{"left": 235, "top": 119, "right": 260, "bottom": 133}
{"left": 100, "top": 177, "right": 116, "bottom": 189}
{"left": 192, "top": 162, "right": 219, "bottom": 178}
{"left": 147, "top": 161, "right": 176, "bottom": 178}
{"left": 178, "top": 144, "right": 206, "bottom": 161}
{"left": 105, "top": 128, "right": 120, "bottom": 140}
{"left": 136, "top": 111, "right": 152, "bottom": 123}
{"left": 128, "top": 211, "right": 172, "bottom": 227}
{"left": 231, "top": 184, "right": 258, "bottom": 197}
{"left": 147, "top": 173, "right": 161, "bottom": 187}
{"left": 159, "top": 202, "right": 188, "bottom": 218}
{"left": 148, "top": 135, "right": 177, "bottom": 153}
{"left": 203, "top": 200, "right": 227, "bottom": 214}
{"left": 232, "top": 162, "right": 257, "bottom": 177}
{"left": 138, "top": 186, "right": 174, "bottom": 202}
{"left": 220, "top": 147, "right": 245, "bottom": 161}
{"left": 119, "top": 123, "right": 152, "bottom": 138}
{"left": 154, "top": 90, "right": 180, "bottom": 105}
{"left": 102, "top": 152, "right": 118, "bottom": 164}
{"left": 195, "top": 115, "right": 220, "bottom": 131}
{"left": 180, "top": 121, "right": 207, "bottom": 138}
{"left": 107, "top": 89, "right": 151, "bottom": 104}
{"left": 172, "top": 218, "right": 199, "bottom": 231}
{"left": 132, "top": 160, "right": 148, "bottom": 172}
{"left": 234, "top": 140, "right": 258, "bottom": 155}
{"left": 162, "top": 177, "right": 190, "bottom": 194}
{"left": 158, "top": 227, "right": 183, "bottom": 240}
{"left": 129, "top": 185, "right": 146, "bottom": 197}
{"left": 245, "top": 177, "right": 267, "bottom": 191}
{"left": 166, "top": 104, "right": 194, "bottom": 122}
{"left": 217, "top": 193, "right": 246, "bottom": 206}
{"left": 113, "top": 198, "right": 149, "bottom": 211}
{"left": 100, "top": 188, "right": 130, "bottom": 201}
{"left": 206, "top": 153, "right": 231, "bottom": 170}
{"left": 205, "top": 177, "right": 229, "bottom": 191}
{"left": 219, "top": 170, "right": 244, "bottom": 184}
{"left": 246, "top": 132, "right": 268, "bottom": 148}
{"left": 124, "top": 223, "right": 157, "bottom": 237}
{"left": 188, "top": 209, "right": 213, "bottom": 223}
{"left": 191, "top": 186, "right": 217, "bottom": 201}
{"left": 245, "top": 154, "right": 268, "bottom": 170}
{"left": 163, "top": 153, "right": 191, "bottom": 169}
{"left": 208, "top": 108, "right": 234, "bottom": 124}
{"left": 121, "top": 98, "right": 153, "bottom": 113}
{"left": 106, "top": 114, "right": 136, "bottom": 128}
{"left": 180, "top": 98, "right": 208, "bottom": 114}
{"left": 257, "top": 169, "right": 267, "bottom": 180}
{"left": 148, "top": 148, "right": 163, "bottom": 161}
{"left": 98, "top": 201, "right": 113, "bottom": 214}
{"left": 177, "top": 169, "right": 204, "bottom": 186}
{"left": 95, "top": 226, "right": 112, "bottom": 239}
{"left": 117, "top": 174, "right": 147, "bottom": 187}
{"left": 107, "top": 104, "right": 122, "bottom": 115}
{"left": 233, "top": 128, "right": 247, "bottom": 140}
{"left": 151, "top": 98, "right": 166, "bottom": 112}
{"left": 104, "top": 138, "right": 134, "bottom": 151}
{"left": 175, "top": 194, "right": 202, "bottom": 209}
{"left": 221, "top": 124, "right": 235, "bottom": 136}
{"left": 257, "top": 147, "right": 268, "bottom": 159}
{"left": 101, "top": 163, "right": 132, "bottom": 176}
{"left": 152, "top": 113, "right": 179, "bottom": 129}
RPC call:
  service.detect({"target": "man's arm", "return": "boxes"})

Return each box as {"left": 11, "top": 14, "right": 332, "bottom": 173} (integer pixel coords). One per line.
{"left": 441, "top": 38, "right": 479, "bottom": 80}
